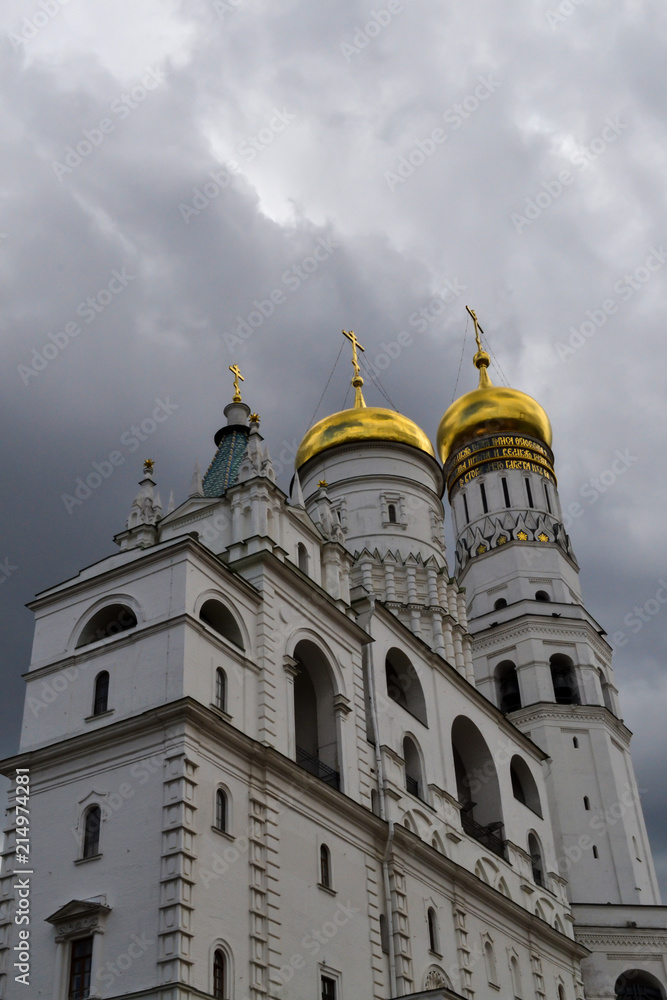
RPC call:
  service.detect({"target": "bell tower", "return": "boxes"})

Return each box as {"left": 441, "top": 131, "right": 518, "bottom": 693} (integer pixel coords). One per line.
{"left": 438, "top": 311, "right": 661, "bottom": 910}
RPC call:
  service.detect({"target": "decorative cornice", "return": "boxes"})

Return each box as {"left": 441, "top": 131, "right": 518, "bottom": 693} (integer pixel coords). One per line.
{"left": 472, "top": 617, "right": 611, "bottom": 660}
{"left": 509, "top": 703, "right": 632, "bottom": 746}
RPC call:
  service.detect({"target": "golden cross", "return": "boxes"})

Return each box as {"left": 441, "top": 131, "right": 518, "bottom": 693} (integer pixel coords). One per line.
{"left": 465, "top": 305, "right": 484, "bottom": 353}
{"left": 342, "top": 329, "right": 365, "bottom": 379}
{"left": 229, "top": 364, "right": 244, "bottom": 402}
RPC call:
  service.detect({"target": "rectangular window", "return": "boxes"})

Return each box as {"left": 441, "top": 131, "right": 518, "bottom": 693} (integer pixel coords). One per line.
{"left": 69, "top": 937, "right": 94, "bottom": 1000}
{"left": 322, "top": 976, "right": 337, "bottom": 1000}
{"left": 525, "top": 477, "right": 534, "bottom": 507}
{"left": 502, "top": 478, "right": 511, "bottom": 508}
{"left": 543, "top": 481, "right": 552, "bottom": 513}
{"left": 480, "top": 482, "right": 488, "bottom": 514}
{"left": 462, "top": 493, "right": 470, "bottom": 524}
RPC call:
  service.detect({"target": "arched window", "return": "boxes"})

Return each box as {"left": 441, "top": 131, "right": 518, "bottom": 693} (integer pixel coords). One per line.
{"left": 502, "top": 478, "right": 511, "bottom": 508}
{"left": 615, "top": 969, "right": 665, "bottom": 999}
{"left": 213, "top": 949, "right": 226, "bottom": 1000}
{"left": 573, "top": 736, "right": 579, "bottom": 748}
{"left": 403, "top": 735, "right": 424, "bottom": 800}
{"left": 215, "top": 789, "right": 227, "bottom": 833}
{"left": 592, "top": 844, "right": 599, "bottom": 859}
{"left": 76, "top": 604, "right": 137, "bottom": 648}
{"left": 494, "top": 597, "right": 507, "bottom": 610}
{"left": 510, "top": 955, "right": 523, "bottom": 998}
{"left": 297, "top": 543, "right": 309, "bottom": 574}
{"left": 215, "top": 668, "right": 227, "bottom": 712}
{"left": 544, "top": 482, "right": 552, "bottom": 514}
{"left": 293, "top": 640, "right": 340, "bottom": 789}
{"left": 452, "top": 716, "right": 505, "bottom": 858}
{"left": 558, "top": 985, "right": 566, "bottom": 1000}
{"left": 480, "top": 482, "right": 488, "bottom": 514}
{"left": 82, "top": 805, "right": 101, "bottom": 858}
{"left": 427, "top": 907, "right": 439, "bottom": 953}
{"left": 92, "top": 671, "right": 109, "bottom": 716}
{"left": 535, "top": 590, "right": 550, "bottom": 602}
{"left": 510, "top": 756, "right": 543, "bottom": 817}
{"left": 320, "top": 844, "right": 331, "bottom": 888}
{"left": 599, "top": 668, "right": 615, "bottom": 712}
{"left": 583, "top": 795, "right": 590, "bottom": 810}
{"left": 525, "top": 477, "right": 534, "bottom": 507}
{"left": 385, "top": 649, "right": 427, "bottom": 725}
{"left": 379, "top": 913, "right": 390, "bottom": 954}
{"left": 200, "top": 600, "right": 244, "bottom": 649}
{"left": 495, "top": 660, "right": 521, "bottom": 713}
{"left": 528, "top": 832, "right": 544, "bottom": 886}
{"left": 484, "top": 940, "right": 498, "bottom": 987}
{"left": 370, "top": 789, "right": 380, "bottom": 816}
{"left": 462, "top": 492, "right": 470, "bottom": 524}
{"left": 387, "top": 503, "right": 397, "bottom": 524}
{"left": 550, "top": 654, "right": 580, "bottom": 705}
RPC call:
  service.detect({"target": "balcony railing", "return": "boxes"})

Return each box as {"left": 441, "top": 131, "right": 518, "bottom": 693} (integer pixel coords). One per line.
{"left": 461, "top": 812, "right": 507, "bottom": 860}
{"left": 296, "top": 746, "right": 340, "bottom": 790}
{"left": 405, "top": 775, "right": 420, "bottom": 797}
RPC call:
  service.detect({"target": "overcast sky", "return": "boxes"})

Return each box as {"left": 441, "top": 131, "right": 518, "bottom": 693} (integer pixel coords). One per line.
{"left": 1, "top": 0, "right": 666, "bottom": 894}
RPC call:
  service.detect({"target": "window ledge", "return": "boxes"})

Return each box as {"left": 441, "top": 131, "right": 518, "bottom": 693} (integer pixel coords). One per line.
{"left": 428, "top": 949, "right": 442, "bottom": 959}
{"left": 84, "top": 710, "right": 114, "bottom": 723}
{"left": 211, "top": 827, "right": 235, "bottom": 841}
{"left": 209, "top": 705, "right": 233, "bottom": 722}
{"left": 318, "top": 883, "right": 337, "bottom": 896}
{"left": 75, "top": 854, "right": 102, "bottom": 865}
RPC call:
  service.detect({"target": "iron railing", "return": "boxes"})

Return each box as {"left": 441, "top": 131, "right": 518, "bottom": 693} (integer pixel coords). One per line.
{"left": 296, "top": 746, "right": 340, "bottom": 790}
{"left": 461, "top": 812, "right": 507, "bottom": 860}
{"left": 405, "top": 775, "right": 420, "bottom": 797}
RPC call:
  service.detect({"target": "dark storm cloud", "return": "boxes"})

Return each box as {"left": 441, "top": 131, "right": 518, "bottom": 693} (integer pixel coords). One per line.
{"left": 1, "top": 0, "right": 666, "bottom": 892}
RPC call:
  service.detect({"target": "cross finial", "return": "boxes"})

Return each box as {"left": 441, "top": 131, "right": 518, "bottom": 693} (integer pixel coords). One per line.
{"left": 342, "top": 329, "right": 365, "bottom": 379}
{"left": 229, "top": 364, "right": 245, "bottom": 402}
{"left": 466, "top": 305, "right": 484, "bottom": 353}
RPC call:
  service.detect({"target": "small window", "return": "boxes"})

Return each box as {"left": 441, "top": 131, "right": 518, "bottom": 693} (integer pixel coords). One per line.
{"left": 321, "top": 975, "right": 337, "bottom": 1000}
{"left": 502, "top": 478, "right": 511, "bottom": 508}
{"left": 592, "top": 845, "right": 598, "bottom": 859}
{"left": 494, "top": 598, "right": 507, "bottom": 610}
{"left": 69, "top": 936, "right": 94, "bottom": 1000}
{"left": 213, "top": 949, "right": 226, "bottom": 1000}
{"left": 387, "top": 503, "right": 397, "bottom": 524}
{"left": 528, "top": 832, "right": 544, "bottom": 886}
{"left": 535, "top": 590, "right": 550, "bottom": 602}
{"left": 82, "top": 805, "right": 101, "bottom": 859}
{"left": 510, "top": 955, "right": 522, "bottom": 998}
{"left": 583, "top": 796, "right": 590, "bottom": 810}
{"left": 215, "top": 668, "right": 227, "bottom": 712}
{"left": 525, "top": 477, "right": 534, "bottom": 507}
{"left": 573, "top": 737, "right": 579, "bottom": 748}
{"left": 558, "top": 986, "right": 566, "bottom": 1000}
{"left": 370, "top": 789, "right": 380, "bottom": 816}
{"left": 480, "top": 482, "right": 488, "bottom": 514}
{"left": 92, "top": 671, "right": 109, "bottom": 716}
{"left": 544, "top": 482, "right": 552, "bottom": 513}
{"left": 462, "top": 493, "right": 470, "bottom": 524}
{"left": 379, "top": 913, "right": 390, "bottom": 954}
{"left": 215, "top": 789, "right": 227, "bottom": 833}
{"left": 427, "top": 907, "right": 439, "bottom": 953}
{"left": 320, "top": 844, "right": 331, "bottom": 888}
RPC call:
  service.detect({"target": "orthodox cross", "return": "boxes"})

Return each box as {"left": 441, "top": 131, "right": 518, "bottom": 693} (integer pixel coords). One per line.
{"left": 465, "top": 305, "right": 485, "bottom": 353}
{"left": 342, "top": 329, "right": 365, "bottom": 379}
{"left": 229, "top": 364, "right": 245, "bottom": 402}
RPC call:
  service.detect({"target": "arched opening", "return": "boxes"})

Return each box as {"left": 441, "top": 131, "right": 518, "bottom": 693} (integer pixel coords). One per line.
{"left": 76, "top": 604, "right": 137, "bottom": 648}
{"left": 599, "top": 668, "right": 615, "bottom": 712}
{"left": 558, "top": 985, "right": 566, "bottom": 1000}
{"left": 583, "top": 795, "right": 590, "bottom": 810}
{"left": 550, "top": 654, "right": 580, "bottom": 704}
{"left": 427, "top": 907, "right": 439, "bottom": 953}
{"left": 215, "top": 668, "right": 227, "bottom": 712}
{"left": 293, "top": 640, "right": 340, "bottom": 789}
{"left": 92, "top": 671, "right": 109, "bottom": 716}
{"left": 592, "top": 844, "right": 599, "bottom": 859}
{"left": 510, "top": 756, "right": 543, "bottom": 817}
{"left": 573, "top": 736, "right": 579, "bottom": 748}
{"left": 297, "top": 542, "right": 309, "bottom": 574}
{"left": 615, "top": 970, "right": 666, "bottom": 999}
{"left": 213, "top": 949, "right": 227, "bottom": 1000}
{"left": 403, "top": 735, "right": 424, "bottom": 800}
{"left": 385, "top": 648, "right": 427, "bottom": 725}
{"left": 387, "top": 503, "right": 397, "bottom": 524}
{"left": 370, "top": 789, "right": 380, "bottom": 816}
{"left": 320, "top": 844, "right": 331, "bottom": 888}
{"left": 215, "top": 789, "right": 228, "bottom": 833}
{"left": 494, "top": 597, "right": 508, "bottom": 610}
{"left": 495, "top": 660, "right": 521, "bottom": 713}
{"left": 200, "top": 599, "right": 244, "bottom": 650}
{"left": 451, "top": 716, "right": 505, "bottom": 858}
{"left": 535, "top": 590, "right": 550, "bottom": 602}
{"left": 82, "top": 805, "right": 101, "bottom": 858}
{"left": 528, "top": 831, "right": 544, "bottom": 886}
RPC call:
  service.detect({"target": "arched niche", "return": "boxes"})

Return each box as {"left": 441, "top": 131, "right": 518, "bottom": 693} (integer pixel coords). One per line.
{"left": 510, "top": 755, "right": 543, "bottom": 817}
{"left": 385, "top": 648, "right": 427, "bottom": 726}
{"left": 451, "top": 715, "right": 505, "bottom": 856}
{"left": 76, "top": 604, "right": 137, "bottom": 648}
{"left": 495, "top": 660, "right": 521, "bottom": 713}
{"left": 293, "top": 639, "right": 340, "bottom": 788}
{"left": 200, "top": 598, "right": 245, "bottom": 649}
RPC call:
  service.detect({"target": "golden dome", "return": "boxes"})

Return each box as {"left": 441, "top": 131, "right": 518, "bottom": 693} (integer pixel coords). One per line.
{"left": 437, "top": 344, "right": 552, "bottom": 467}
{"left": 296, "top": 382, "right": 435, "bottom": 469}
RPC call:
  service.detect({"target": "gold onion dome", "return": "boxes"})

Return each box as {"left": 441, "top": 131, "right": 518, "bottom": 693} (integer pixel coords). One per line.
{"left": 437, "top": 330, "right": 552, "bottom": 468}
{"left": 296, "top": 330, "right": 435, "bottom": 469}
